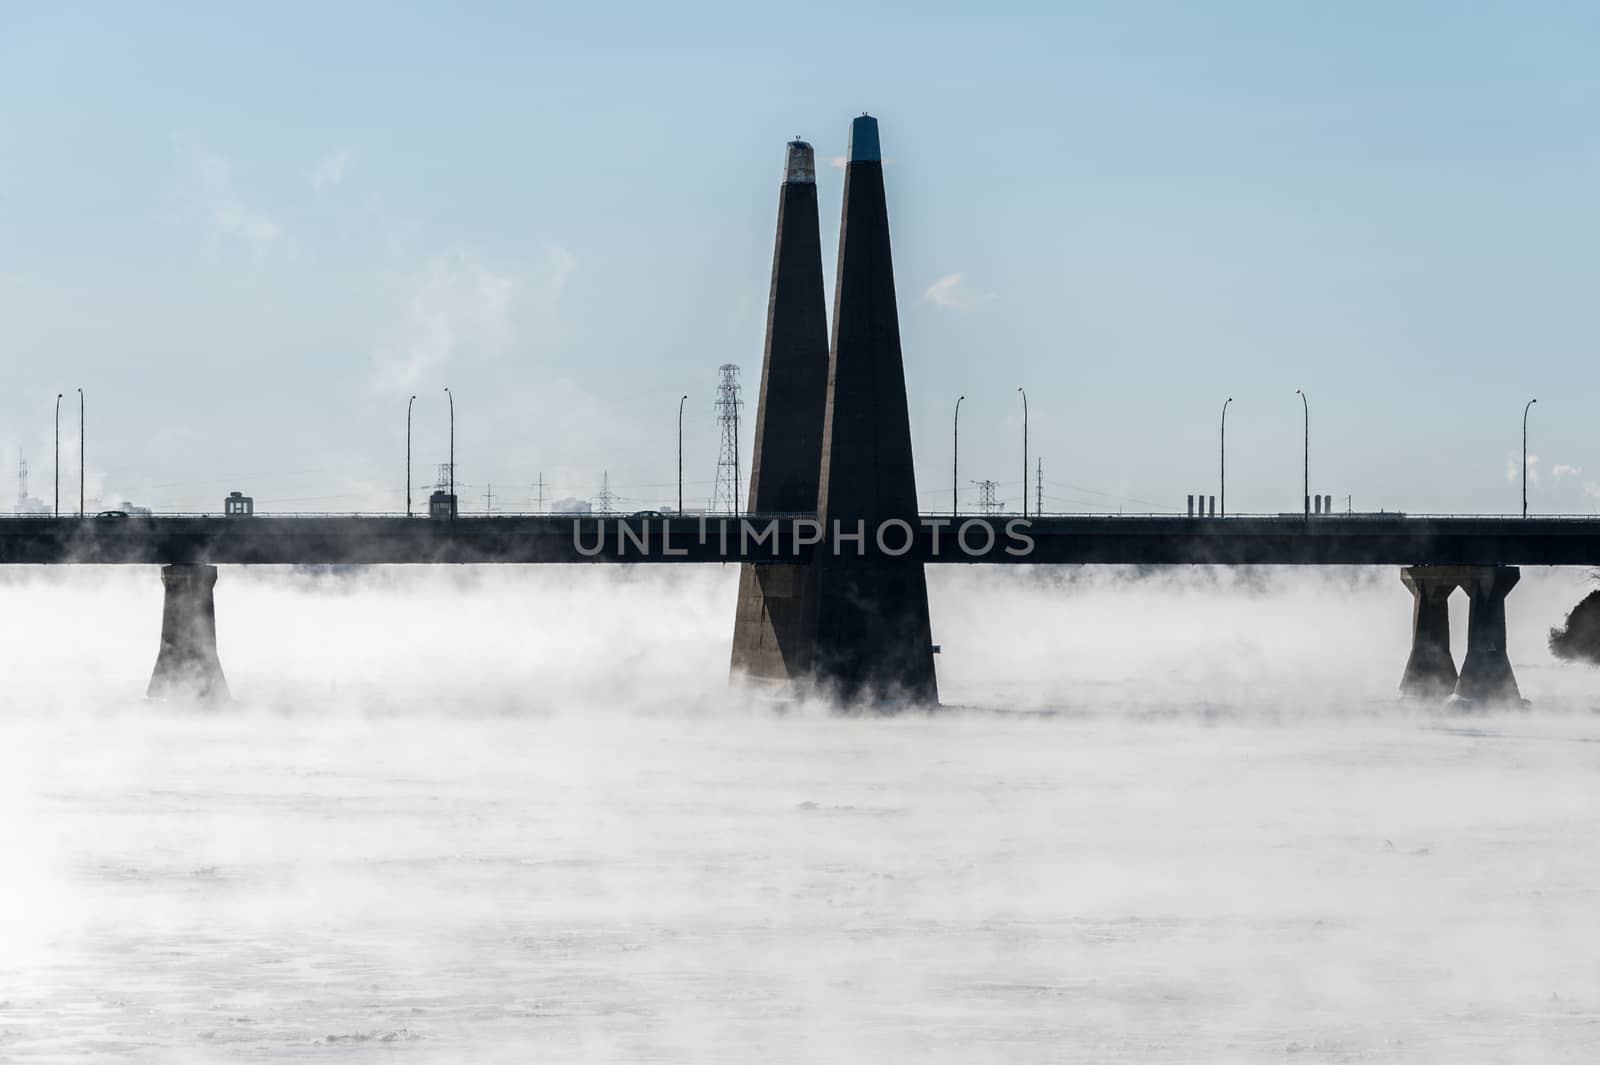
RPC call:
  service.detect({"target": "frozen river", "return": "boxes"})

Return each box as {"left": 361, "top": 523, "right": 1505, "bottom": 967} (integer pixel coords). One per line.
{"left": 3, "top": 565, "right": 1598, "bottom": 1062}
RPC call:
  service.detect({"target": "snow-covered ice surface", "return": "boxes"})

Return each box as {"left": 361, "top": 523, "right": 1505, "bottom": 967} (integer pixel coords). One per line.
{"left": 2, "top": 564, "right": 1598, "bottom": 1062}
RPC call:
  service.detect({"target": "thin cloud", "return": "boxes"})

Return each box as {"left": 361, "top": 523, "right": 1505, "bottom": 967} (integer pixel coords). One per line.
{"left": 374, "top": 244, "right": 576, "bottom": 388}
{"left": 1505, "top": 453, "right": 1539, "bottom": 484}
{"left": 529, "top": 244, "right": 576, "bottom": 314}
{"left": 922, "top": 272, "right": 993, "bottom": 312}
{"left": 310, "top": 147, "right": 355, "bottom": 193}
{"left": 188, "top": 148, "right": 281, "bottom": 246}
{"left": 1552, "top": 463, "right": 1582, "bottom": 480}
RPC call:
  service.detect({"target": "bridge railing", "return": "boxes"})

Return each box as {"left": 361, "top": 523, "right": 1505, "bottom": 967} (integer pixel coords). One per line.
{"left": 3, "top": 510, "right": 1598, "bottom": 521}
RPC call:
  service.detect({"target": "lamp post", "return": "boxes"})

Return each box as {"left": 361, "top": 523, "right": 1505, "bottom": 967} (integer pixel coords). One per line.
{"left": 1295, "top": 389, "right": 1308, "bottom": 517}
{"left": 443, "top": 386, "right": 454, "bottom": 517}
{"left": 1017, "top": 387, "right": 1028, "bottom": 518}
{"left": 953, "top": 395, "right": 965, "bottom": 516}
{"left": 1523, "top": 397, "right": 1537, "bottom": 519}
{"left": 77, "top": 387, "right": 84, "bottom": 518}
{"left": 53, "top": 393, "right": 62, "bottom": 517}
{"left": 406, "top": 394, "right": 416, "bottom": 517}
{"left": 1220, "top": 397, "right": 1233, "bottom": 517}
{"left": 678, "top": 394, "right": 688, "bottom": 515}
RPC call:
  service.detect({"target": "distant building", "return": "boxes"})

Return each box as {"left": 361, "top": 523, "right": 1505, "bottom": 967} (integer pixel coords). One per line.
{"left": 119, "top": 501, "right": 153, "bottom": 517}
{"left": 224, "top": 491, "right": 254, "bottom": 517}
{"left": 548, "top": 497, "right": 592, "bottom": 515}
{"left": 13, "top": 452, "right": 48, "bottom": 514}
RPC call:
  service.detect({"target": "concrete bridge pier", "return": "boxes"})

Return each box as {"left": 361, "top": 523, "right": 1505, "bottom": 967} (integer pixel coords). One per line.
{"left": 731, "top": 137, "right": 830, "bottom": 689}
{"left": 1455, "top": 565, "right": 1521, "bottom": 703}
{"left": 806, "top": 114, "right": 937, "bottom": 706}
{"left": 1399, "top": 566, "right": 1459, "bottom": 698}
{"left": 148, "top": 563, "right": 230, "bottom": 702}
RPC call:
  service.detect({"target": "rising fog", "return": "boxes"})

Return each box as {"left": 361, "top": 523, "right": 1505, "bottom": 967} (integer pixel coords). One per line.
{"left": 1, "top": 564, "right": 1597, "bottom": 1062}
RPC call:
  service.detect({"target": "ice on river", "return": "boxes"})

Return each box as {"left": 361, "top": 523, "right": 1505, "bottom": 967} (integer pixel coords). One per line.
{"left": 2, "top": 564, "right": 1598, "bottom": 1062}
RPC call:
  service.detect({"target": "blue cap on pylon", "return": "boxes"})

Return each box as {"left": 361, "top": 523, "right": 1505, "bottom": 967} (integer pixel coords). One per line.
{"left": 848, "top": 114, "right": 880, "bottom": 163}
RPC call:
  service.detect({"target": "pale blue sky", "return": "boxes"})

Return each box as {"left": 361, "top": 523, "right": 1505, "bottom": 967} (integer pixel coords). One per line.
{"left": 2, "top": 2, "right": 1595, "bottom": 514}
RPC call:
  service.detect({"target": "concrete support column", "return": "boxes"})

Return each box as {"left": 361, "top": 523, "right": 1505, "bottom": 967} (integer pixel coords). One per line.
{"left": 730, "top": 137, "right": 830, "bottom": 688}
{"left": 1455, "top": 565, "right": 1521, "bottom": 703}
{"left": 148, "top": 563, "right": 230, "bottom": 702}
{"left": 807, "top": 115, "right": 938, "bottom": 706}
{"left": 1399, "top": 567, "right": 1459, "bottom": 699}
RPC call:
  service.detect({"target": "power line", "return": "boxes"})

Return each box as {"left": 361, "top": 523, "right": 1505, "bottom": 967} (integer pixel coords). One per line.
{"left": 1045, "top": 479, "right": 1177, "bottom": 512}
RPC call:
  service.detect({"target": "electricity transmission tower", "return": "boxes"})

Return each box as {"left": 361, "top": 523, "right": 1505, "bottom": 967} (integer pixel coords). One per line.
{"left": 1036, "top": 458, "right": 1043, "bottom": 516}
{"left": 711, "top": 363, "right": 743, "bottom": 514}
{"left": 596, "top": 470, "right": 616, "bottom": 514}
{"left": 973, "top": 479, "right": 1001, "bottom": 515}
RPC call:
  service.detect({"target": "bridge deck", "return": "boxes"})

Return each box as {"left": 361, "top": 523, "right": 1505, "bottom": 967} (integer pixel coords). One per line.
{"left": 2, "top": 514, "right": 1599, "bottom": 566}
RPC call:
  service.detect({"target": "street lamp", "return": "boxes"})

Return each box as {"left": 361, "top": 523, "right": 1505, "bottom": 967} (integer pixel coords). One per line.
{"left": 1017, "top": 387, "right": 1028, "bottom": 518}
{"left": 678, "top": 394, "right": 688, "bottom": 515}
{"left": 1295, "top": 389, "right": 1308, "bottom": 517}
{"left": 443, "top": 386, "right": 454, "bottom": 517}
{"left": 77, "top": 387, "right": 84, "bottom": 518}
{"left": 1220, "top": 397, "right": 1233, "bottom": 517}
{"left": 1523, "top": 397, "right": 1537, "bottom": 519}
{"left": 953, "top": 395, "right": 965, "bottom": 516}
{"left": 53, "top": 393, "right": 62, "bottom": 517}
{"left": 406, "top": 394, "right": 417, "bottom": 517}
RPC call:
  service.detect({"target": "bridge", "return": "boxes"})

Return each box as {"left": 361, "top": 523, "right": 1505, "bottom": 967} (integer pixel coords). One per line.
{"left": 4, "top": 512, "right": 1599, "bottom": 567}
{"left": 10, "top": 116, "right": 1592, "bottom": 707}
{"left": 6, "top": 511, "right": 1591, "bottom": 706}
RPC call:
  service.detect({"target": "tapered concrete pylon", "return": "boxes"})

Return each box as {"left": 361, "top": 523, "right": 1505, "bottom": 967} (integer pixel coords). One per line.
{"left": 1455, "top": 566, "right": 1521, "bottom": 703}
{"left": 811, "top": 115, "right": 938, "bottom": 706}
{"left": 148, "top": 563, "right": 230, "bottom": 702}
{"left": 1399, "top": 566, "right": 1458, "bottom": 699}
{"left": 731, "top": 139, "right": 831, "bottom": 685}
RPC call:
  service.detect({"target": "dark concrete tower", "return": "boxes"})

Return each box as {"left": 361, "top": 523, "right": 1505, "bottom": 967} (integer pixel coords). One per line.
{"left": 730, "top": 140, "right": 831, "bottom": 682}
{"left": 811, "top": 114, "right": 938, "bottom": 705}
